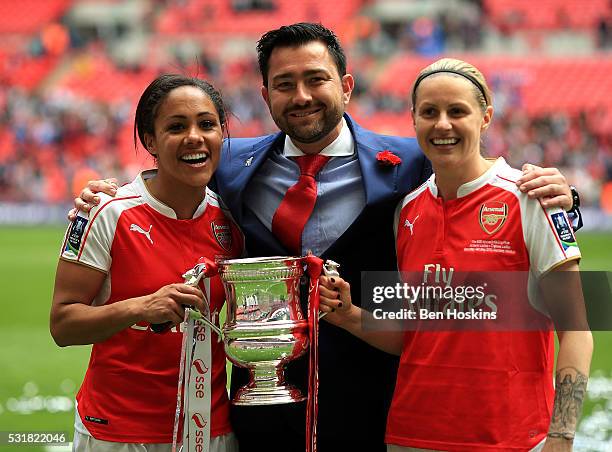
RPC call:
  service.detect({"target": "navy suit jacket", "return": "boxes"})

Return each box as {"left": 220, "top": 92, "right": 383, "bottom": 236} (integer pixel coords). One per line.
{"left": 213, "top": 114, "right": 431, "bottom": 451}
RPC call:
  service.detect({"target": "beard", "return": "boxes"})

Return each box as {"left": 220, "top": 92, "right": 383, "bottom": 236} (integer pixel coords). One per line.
{"left": 274, "top": 105, "right": 343, "bottom": 145}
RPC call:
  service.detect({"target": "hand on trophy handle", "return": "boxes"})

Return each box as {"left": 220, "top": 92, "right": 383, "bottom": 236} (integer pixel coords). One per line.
{"left": 319, "top": 276, "right": 354, "bottom": 327}
{"left": 143, "top": 283, "right": 205, "bottom": 327}
{"left": 151, "top": 260, "right": 223, "bottom": 339}
{"left": 318, "top": 260, "right": 340, "bottom": 320}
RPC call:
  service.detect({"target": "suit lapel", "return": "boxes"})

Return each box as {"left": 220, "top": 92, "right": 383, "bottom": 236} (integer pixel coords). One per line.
{"left": 225, "top": 133, "right": 290, "bottom": 255}
{"left": 346, "top": 115, "right": 400, "bottom": 206}
{"left": 224, "top": 134, "right": 282, "bottom": 223}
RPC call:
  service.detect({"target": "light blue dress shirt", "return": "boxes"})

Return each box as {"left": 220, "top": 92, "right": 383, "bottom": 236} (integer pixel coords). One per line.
{"left": 243, "top": 118, "right": 366, "bottom": 256}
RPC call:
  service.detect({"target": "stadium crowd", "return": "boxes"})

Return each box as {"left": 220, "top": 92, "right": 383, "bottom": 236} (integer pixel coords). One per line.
{"left": 0, "top": 0, "right": 610, "bottom": 210}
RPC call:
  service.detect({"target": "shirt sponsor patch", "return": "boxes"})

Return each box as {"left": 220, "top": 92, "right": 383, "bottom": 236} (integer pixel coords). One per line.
{"left": 64, "top": 216, "right": 88, "bottom": 256}
{"left": 551, "top": 212, "right": 576, "bottom": 250}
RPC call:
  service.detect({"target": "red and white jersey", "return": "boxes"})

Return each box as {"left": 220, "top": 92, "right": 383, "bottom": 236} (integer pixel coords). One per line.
{"left": 60, "top": 171, "right": 244, "bottom": 443}
{"left": 387, "top": 158, "right": 580, "bottom": 451}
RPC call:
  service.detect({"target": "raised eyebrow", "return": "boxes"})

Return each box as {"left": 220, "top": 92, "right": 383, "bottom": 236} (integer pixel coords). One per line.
{"left": 447, "top": 103, "right": 472, "bottom": 111}
{"left": 416, "top": 102, "right": 437, "bottom": 110}
{"left": 304, "top": 69, "right": 331, "bottom": 77}
{"left": 166, "top": 111, "right": 217, "bottom": 120}
{"left": 271, "top": 73, "right": 294, "bottom": 83}
{"left": 271, "top": 68, "right": 331, "bottom": 83}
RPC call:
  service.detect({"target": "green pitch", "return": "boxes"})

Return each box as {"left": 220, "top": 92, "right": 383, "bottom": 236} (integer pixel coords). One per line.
{"left": 0, "top": 227, "right": 611, "bottom": 451}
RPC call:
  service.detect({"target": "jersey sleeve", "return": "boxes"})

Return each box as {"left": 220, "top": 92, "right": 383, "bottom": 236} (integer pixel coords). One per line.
{"left": 521, "top": 200, "right": 581, "bottom": 277}
{"left": 60, "top": 198, "right": 117, "bottom": 273}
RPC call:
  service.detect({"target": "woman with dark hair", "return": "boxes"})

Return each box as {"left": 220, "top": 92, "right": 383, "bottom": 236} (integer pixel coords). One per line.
{"left": 320, "top": 59, "right": 592, "bottom": 452}
{"left": 51, "top": 74, "right": 243, "bottom": 451}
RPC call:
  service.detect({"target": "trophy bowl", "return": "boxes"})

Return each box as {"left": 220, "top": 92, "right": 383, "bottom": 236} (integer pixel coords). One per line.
{"left": 217, "top": 256, "right": 310, "bottom": 406}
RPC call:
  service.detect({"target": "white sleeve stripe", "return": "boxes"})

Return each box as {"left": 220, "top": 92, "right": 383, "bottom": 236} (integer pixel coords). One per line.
{"left": 537, "top": 199, "right": 567, "bottom": 259}
{"left": 77, "top": 195, "right": 140, "bottom": 261}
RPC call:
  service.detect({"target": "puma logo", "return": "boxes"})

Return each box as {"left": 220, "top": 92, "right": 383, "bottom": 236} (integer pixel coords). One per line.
{"left": 404, "top": 215, "right": 420, "bottom": 236}
{"left": 130, "top": 223, "right": 153, "bottom": 244}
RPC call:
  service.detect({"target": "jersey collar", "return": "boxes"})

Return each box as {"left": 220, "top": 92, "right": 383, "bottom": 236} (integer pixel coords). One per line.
{"left": 426, "top": 157, "right": 507, "bottom": 199}
{"left": 136, "top": 170, "right": 209, "bottom": 219}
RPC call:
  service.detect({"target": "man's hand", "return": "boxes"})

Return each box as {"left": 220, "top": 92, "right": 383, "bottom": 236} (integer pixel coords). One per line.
{"left": 68, "top": 178, "right": 119, "bottom": 221}
{"left": 517, "top": 164, "right": 572, "bottom": 210}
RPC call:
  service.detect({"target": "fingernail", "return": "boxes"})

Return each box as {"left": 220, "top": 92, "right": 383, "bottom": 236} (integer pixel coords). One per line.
{"left": 330, "top": 278, "right": 336, "bottom": 283}
{"left": 83, "top": 204, "right": 89, "bottom": 209}
{"left": 93, "top": 196, "right": 100, "bottom": 203}
{"left": 338, "top": 302, "right": 343, "bottom": 308}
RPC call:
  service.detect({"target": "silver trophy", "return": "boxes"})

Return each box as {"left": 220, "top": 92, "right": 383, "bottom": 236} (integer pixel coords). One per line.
{"left": 216, "top": 256, "right": 339, "bottom": 406}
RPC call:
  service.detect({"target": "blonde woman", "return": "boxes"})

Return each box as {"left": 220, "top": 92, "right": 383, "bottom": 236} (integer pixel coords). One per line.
{"left": 320, "top": 59, "right": 592, "bottom": 452}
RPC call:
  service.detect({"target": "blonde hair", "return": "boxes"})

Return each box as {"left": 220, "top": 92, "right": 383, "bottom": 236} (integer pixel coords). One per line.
{"left": 411, "top": 58, "right": 492, "bottom": 113}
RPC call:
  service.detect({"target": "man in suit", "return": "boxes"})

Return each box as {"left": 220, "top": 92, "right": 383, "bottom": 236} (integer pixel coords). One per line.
{"left": 215, "top": 24, "right": 428, "bottom": 452}
{"left": 72, "top": 22, "right": 578, "bottom": 452}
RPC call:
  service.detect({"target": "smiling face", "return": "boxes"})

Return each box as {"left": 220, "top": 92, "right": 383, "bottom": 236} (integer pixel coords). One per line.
{"left": 144, "top": 85, "right": 223, "bottom": 190}
{"left": 412, "top": 74, "right": 493, "bottom": 173}
{"left": 261, "top": 40, "right": 354, "bottom": 154}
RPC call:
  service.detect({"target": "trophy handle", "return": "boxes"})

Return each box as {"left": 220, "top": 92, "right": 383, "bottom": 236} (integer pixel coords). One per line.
{"left": 190, "top": 309, "right": 223, "bottom": 341}
{"left": 184, "top": 260, "right": 223, "bottom": 341}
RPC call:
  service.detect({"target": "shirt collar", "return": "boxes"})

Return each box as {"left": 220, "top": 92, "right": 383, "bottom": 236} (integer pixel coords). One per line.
{"left": 427, "top": 157, "right": 507, "bottom": 198}
{"left": 283, "top": 117, "right": 354, "bottom": 158}
{"left": 136, "top": 169, "right": 209, "bottom": 219}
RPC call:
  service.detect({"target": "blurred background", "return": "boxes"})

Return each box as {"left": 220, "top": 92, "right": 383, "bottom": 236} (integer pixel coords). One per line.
{"left": 0, "top": 0, "right": 611, "bottom": 450}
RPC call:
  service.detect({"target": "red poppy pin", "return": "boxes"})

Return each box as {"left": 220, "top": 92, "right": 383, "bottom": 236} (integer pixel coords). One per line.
{"left": 376, "top": 150, "right": 401, "bottom": 167}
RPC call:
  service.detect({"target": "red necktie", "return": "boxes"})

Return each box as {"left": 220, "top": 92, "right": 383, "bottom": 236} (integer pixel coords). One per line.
{"left": 272, "top": 154, "right": 331, "bottom": 255}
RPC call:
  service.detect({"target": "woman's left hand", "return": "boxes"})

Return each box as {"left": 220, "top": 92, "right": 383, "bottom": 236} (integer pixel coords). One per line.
{"left": 516, "top": 164, "right": 572, "bottom": 210}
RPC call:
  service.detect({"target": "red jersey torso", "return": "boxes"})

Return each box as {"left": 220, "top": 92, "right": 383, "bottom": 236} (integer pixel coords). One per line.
{"left": 61, "top": 172, "right": 243, "bottom": 443}
{"left": 387, "top": 158, "right": 580, "bottom": 451}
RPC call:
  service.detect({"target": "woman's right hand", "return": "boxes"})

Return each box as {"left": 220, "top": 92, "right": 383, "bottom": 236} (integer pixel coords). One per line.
{"left": 139, "top": 283, "right": 206, "bottom": 325}
{"left": 68, "top": 178, "right": 119, "bottom": 221}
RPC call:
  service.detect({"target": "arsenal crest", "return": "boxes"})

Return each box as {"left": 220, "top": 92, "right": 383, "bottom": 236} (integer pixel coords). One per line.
{"left": 479, "top": 201, "right": 508, "bottom": 235}
{"left": 211, "top": 219, "right": 233, "bottom": 252}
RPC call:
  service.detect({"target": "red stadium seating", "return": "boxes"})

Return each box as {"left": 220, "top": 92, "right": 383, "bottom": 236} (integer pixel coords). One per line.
{"left": 484, "top": 0, "right": 610, "bottom": 30}
{"left": 374, "top": 55, "right": 612, "bottom": 117}
{"left": 0, "top": 0, "right": 72, "bottom": 34}
{"left": 156, "top": 0, "right": 362, "bottom": 36}
{"left": 3, "top": 54, "right": 60, "bottom": 90}
{"left": 54, "top": 51, "right": 158, "bottom": 103}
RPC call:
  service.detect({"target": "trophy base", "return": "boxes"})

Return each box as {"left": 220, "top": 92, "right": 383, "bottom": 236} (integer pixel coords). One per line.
{"left": 232, "top": 384, "right": 306, "bottom": 406}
